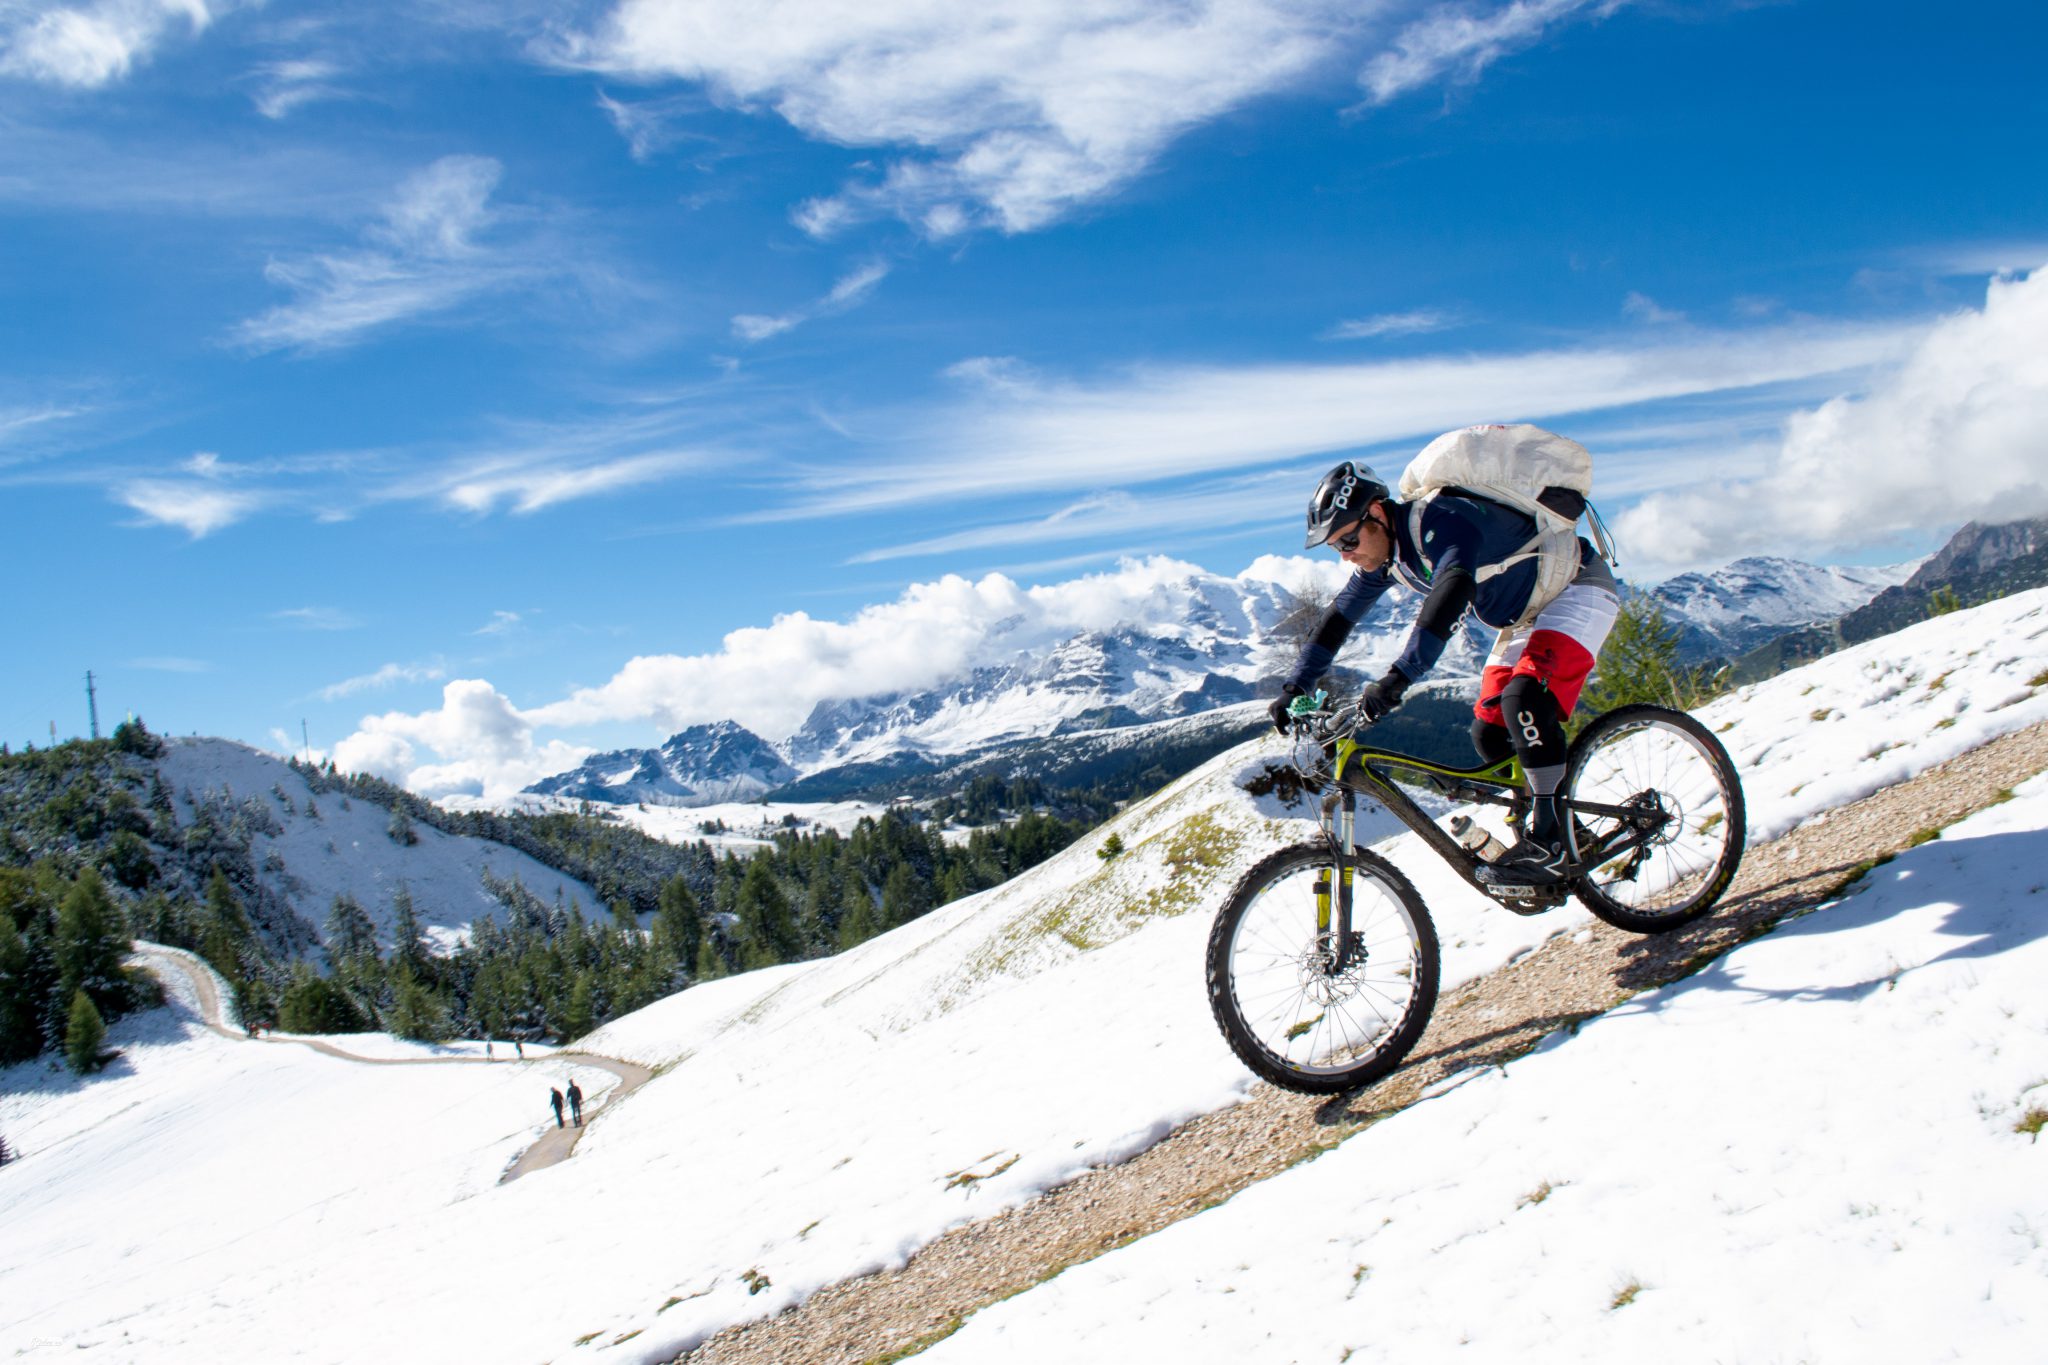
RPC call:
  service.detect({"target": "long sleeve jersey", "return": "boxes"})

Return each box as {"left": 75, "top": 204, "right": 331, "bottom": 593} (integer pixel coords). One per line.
{"left": 1284, "top": 493, "right": 1547, "bottom": 693}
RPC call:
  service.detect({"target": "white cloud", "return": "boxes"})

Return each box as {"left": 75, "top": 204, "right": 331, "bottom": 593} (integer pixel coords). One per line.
{"left": 761, "top": 318, "right": 1924, "bottom": 518}
{"left": 0, "top": 0, "right": 242, "bottom": 88}
{"left": 1360, "top": 0, "right": 1622, "bottom": 106}
{"left": 438, "top": 449, "right": 707, "bottom": 515}
{"left": 333, "top": 556, "right": 1263, "bottom": 797}
{"left": 1622, "top": 290, "right": 1685, "bottom": 325}
{"left": 248, "top": 57, "right": 348, "bottom": 119}
{"left": 1615, "top": 266, "right": 2048, "bottom": 572}
{"left": 1323, "top": 309, "right": 1459, "bottom": 340}
{"left": 272, "top": 606, "right": 364, "bottom": 631}
{"left": 574, "top": 0, "right": 1368, "bottom": 237}
{"left": 317, "top": 661, "right": 447, "bottom": 702}
{"left": 116, "top": 478, "right": 265, "bottom": 536}
{"left": 731, "top": 260, "right": 889, "bottom": 343}
{"left": 473, "top": 610, "right": 523, "bottom": 637}
{"left": 233, "top": 155, "right": 533, "bottom": 353}
{"left": 333, "top": 679, "right": 594, "bottom": 802}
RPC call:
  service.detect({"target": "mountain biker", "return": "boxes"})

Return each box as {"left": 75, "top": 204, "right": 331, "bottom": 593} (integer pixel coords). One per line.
{"left": 1268, "top": 453, "right": 1620, "bottom": 886}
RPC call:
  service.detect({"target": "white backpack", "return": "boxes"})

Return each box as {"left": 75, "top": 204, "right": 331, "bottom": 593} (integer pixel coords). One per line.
{"left": 1395, "top": 423, "right": 1617, "bottom": 626}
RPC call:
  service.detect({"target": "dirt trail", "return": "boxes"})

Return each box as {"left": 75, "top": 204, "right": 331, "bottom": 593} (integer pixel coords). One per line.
{"left": 132, "top": 945, "right": 652, "bottom": 1182}
{"left": 674, "top": 719, "right": 2048, "bottom": 1365}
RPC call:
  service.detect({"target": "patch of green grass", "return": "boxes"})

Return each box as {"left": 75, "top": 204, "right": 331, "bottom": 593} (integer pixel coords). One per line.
{"left": 1696, "top": 811, "right": 1724, "bottom": 836}
{"left": 1866, "top": 742, "right": 1895, "bottom": 761}
{"left": 1284, "top": 1012, "right": 1325, "bottom": 1042}
{"left": 612, "top": 1329, "right": 642, "bottom": 1345}
{"left": 575, "top": 1331, "right": 602, "bottom": 1346}
{"left": 740, "top": 1267, "right": 772, "bottom": 1296}
{"left": 2031, "top": 669, "right": 2048, "bottom": 688}
{"left": 798, "top": 1219, "right": 821, "bottom": 1239}
{"left": 1993, "top": 788, "right": 2016, "bottom": 805}
{"left": 1934, "top": 716, "right": 1957, "bottom": 729}
{"left": 1926, "top": 671, "right": 1951, "bottom": 692}
{"left": 1810, "top": 708, "right": 1833, "bottom": 723}
{"left": 1907, "top": 827, "right": 1941, "bottom": 848}
{"left": 2016, "top": 1107, "right": 2048, "bottom": 1141}
{"left": 1517, "top": 1181, "right": 1556, "bottom": 1209}
{"left": 1716, "top": 720, "right": 1739, "bottom": 734}
{"left": 1610, "top": 1279, "right": 1644, "bottom": 1310}
{"left": 659, "top": 1297, "right": 683, "bottom": 1314}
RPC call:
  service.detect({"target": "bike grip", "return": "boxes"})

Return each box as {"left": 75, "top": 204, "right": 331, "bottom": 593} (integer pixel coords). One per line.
{"left": 1288, "top": 688, "right": 1328, "bottom": 718}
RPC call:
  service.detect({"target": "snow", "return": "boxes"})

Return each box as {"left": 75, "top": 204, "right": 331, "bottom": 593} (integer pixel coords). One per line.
{"left": 918, "top": 772, "right": 2048, "bottom": 1365}
{"left": 2, "top": 587, "right": 2045, "bottom": 1362}
{"left": 157, "top": 737, "right": 601, "bottom": 948}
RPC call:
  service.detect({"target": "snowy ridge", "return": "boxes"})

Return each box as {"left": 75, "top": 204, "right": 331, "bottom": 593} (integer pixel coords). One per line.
{"left": 157, "top": 737, "right": 599, "bottom": 952}
{"left": 5, "top": 587, "right": 2045, "bottom": 1363}
{"left": 1646, "top": 554, "right": 1921, "bottom": 657}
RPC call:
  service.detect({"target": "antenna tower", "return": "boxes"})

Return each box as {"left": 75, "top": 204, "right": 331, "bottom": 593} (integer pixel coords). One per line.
{"left": 86, "top": 671, "right": 100, "bottom": 740}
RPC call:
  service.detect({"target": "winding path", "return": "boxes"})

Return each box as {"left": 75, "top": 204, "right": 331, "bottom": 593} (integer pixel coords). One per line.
{"left": 130, "top": 944, "right": 652, "bottom": 1183}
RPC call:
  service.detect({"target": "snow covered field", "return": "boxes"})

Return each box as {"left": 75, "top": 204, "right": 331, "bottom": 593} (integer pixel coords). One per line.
{"left": 2, "top": 589, "right": 2044, "bottom": 1363}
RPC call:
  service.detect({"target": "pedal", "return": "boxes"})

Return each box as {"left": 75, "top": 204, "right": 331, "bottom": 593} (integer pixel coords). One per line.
{"left": 1483, "top": 883, "right": 1564, "bottom": 916}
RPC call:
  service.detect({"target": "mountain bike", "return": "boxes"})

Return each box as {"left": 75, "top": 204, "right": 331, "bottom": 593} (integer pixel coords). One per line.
{"left": 1206, "top": 694, "right": 1745, "bottom": 1094}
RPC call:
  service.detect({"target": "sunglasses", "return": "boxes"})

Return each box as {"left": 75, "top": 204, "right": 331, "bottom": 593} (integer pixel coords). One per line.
{"left": 1332, "top": 519, "right": 1378, "bottom": 552}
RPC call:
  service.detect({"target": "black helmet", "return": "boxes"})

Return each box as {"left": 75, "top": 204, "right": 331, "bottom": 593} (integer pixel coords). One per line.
{"left": 1303, "top": 461, "right": 1389, "bottom": 549}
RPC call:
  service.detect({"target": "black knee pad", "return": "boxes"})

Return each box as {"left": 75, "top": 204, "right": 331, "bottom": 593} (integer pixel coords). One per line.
{"left": 1499, "top": 675, "right": 1566, "bottom": 761}
{"left": 1470, "top": 717, "right": 1512, "bottom": 765}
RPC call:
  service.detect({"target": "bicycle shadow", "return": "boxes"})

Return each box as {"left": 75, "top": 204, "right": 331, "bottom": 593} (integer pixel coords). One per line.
{"left": 1609, "top": 825, "right": 2048, "bottom": 1012}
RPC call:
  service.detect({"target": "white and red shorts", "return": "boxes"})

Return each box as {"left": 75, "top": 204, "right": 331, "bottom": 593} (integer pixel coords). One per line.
{"left": 1474, "top": 575, "right": 1621, "bottom": 726}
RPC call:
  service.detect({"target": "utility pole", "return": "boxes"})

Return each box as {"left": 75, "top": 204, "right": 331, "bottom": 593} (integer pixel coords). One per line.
{"left": 86, "top": 670, "right": 101, "bottom": 740}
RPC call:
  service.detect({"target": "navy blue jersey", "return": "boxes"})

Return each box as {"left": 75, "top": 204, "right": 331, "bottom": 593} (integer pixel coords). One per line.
{"left": 1284, "top": 493, "right": 1546, "bottom": 690}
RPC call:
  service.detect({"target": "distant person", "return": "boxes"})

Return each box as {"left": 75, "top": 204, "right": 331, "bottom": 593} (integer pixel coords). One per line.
{"left": 514, "top": 1039, "right": 525, "bottom": 1060}
{"left": 566, "top": 1078, "right": 584, "bottom": 1127}
{"left": 549, "top": 1087, "right": 566, "bottom": 1129}
{"left": 486, "top": 1040, "right": 494, "bottom": 1061}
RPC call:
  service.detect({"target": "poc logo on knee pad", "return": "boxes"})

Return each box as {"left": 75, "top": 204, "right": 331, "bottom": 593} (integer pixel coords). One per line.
{"left": 1516, "top": 709, "right": 1546, "bottom": 746}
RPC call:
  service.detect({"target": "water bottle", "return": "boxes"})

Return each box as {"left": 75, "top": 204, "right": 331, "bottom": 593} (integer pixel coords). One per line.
{"left": 1449, "top": 814, "right": 1507, "bottom": 863}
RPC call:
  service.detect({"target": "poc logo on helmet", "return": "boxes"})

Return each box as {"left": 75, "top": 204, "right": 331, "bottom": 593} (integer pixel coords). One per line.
{"left": 1330, "top": 473, "right": 1358, "bottom": 511}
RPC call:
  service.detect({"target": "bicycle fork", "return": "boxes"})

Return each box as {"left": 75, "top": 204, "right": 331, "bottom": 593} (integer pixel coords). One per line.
{"left": 1315, "top": 789, "right": 1360, "bottom": 973}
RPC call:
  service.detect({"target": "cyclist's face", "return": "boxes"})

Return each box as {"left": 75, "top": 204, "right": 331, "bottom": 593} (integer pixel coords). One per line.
{"left": 1331, "top": 505, "right": 1391, "bottom": 571}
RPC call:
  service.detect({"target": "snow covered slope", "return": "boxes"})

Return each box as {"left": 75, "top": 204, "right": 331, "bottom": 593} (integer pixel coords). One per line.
{"left": 3, "top": 588, "right": 2044, "bottom": 1363}
{"left": 918, "top": 770, "right": 2048, "bottom": 1365}
{"left": 157, "top": 737, "right": 598, "bottom": 952}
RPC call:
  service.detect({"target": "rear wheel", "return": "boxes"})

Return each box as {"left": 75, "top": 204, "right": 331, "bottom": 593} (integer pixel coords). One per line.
{"left": 1565, "top": 704, "right": 1745, "bottom": 933}
{"left": 1206, "top": 842, "right": 1439, "bottom": 1094}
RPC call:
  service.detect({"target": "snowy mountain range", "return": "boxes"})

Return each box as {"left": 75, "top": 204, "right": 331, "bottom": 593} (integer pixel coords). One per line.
{"left": 526, "top": 548, "right": 1919, "bottom": 808}
{"left": 1641, "top": 555, "right": 1919, "bottom": 659}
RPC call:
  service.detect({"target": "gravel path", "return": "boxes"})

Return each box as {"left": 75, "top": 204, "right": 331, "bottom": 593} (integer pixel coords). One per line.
{"left": 130, "top": 944, "right": 653, "bottom": 1183}
{"left": 673, "top": 718, "right": 2048, "bottom": 1365}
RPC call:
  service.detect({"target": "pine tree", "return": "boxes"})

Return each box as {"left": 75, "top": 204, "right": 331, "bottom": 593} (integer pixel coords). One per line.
{"left": 563, "top": 971, "right": 595, "bottom": 1040}
{"left": 0, "top": 1131, "right": 14, "bottom": 1166}
{"left": 389, "top": 886, "right": 427, "bottom": 979}
{"left": 54, "top": 868, "right": 129, "bottom": 1017}
{"left": 652, "top": 876, "right": 702, "bottom": 975}
{"left": 65, "top": 989, "right": 106, "bottom": 1075}
{"left": 1577, "top": 594, "right": 1724, "bottom": 720}
{"left": 387, "top": 968, "right": 449, "bottom": 1042}
{"left": 0, "top": 909, "right": 38, "bottom": 1065}
{"left": 694, "top": 932, "right": 727, "bottom": 983}
{"left": 736, "top": 860, "right": 800, "bottom": 968}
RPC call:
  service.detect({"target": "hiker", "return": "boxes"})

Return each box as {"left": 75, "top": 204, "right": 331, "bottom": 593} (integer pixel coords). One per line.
{"left": 566, "top": 1078, "right": 584, "bottom": 1127}
{"left": 486, "top": 1040, "right": 494, "bottom": 1061}
{"left": 1273, "top": 426, "right": 1620, "bottom": 886}
{"left": 549, "top": 1087, "right": 566, "bottom": 1129}
{"left": 514, "top": 1039, "right": 525, "bottom": 1060}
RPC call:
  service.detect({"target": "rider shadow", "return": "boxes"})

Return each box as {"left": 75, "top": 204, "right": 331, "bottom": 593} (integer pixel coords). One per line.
{"left": 1607, "top": 825, "right": 2048, "bottom": 1013}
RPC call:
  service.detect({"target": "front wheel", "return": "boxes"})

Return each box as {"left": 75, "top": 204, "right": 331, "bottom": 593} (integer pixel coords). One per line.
{"left": 1565, "top": 704, "right": 1746, "bottom": 934}
{"left": 1206, "top": 842, "right": 1440, "bottom": 1094}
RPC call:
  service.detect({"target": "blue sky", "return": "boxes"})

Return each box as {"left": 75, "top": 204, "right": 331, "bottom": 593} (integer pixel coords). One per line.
{"left": 3, "top": 0, "right": 2045, "bottom": 798}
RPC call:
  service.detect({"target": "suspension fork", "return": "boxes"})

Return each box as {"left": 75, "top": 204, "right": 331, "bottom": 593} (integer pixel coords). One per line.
{"left": 1315, "top": 789, "right": 1359, "bottom": 971}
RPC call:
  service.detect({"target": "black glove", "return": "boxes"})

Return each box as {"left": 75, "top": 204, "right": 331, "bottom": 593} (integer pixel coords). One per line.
{"left": 1268, "top": 682, "right": 1306, "bottom": 734}
{"left": 1358, "top": 669, "right": 1409, "bottom": 724}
